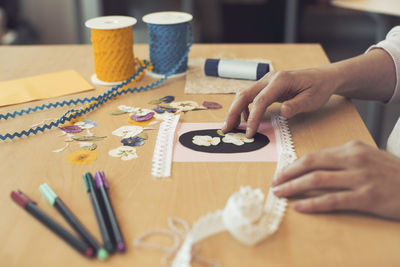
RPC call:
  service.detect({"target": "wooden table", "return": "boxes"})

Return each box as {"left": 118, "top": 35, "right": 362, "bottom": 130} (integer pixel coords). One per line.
{"left": 332, "top": 0, "right": 400, "bottom": 17}
{"left": 1, "top": 44, "right": 399, "bottom": 266}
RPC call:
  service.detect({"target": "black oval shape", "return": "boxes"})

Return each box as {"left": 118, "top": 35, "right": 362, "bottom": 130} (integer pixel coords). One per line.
{"left": 179, "top": 128, "right": 270, "bottom": 154}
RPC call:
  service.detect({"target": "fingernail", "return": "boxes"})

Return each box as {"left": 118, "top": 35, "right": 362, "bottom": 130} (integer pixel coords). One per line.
{"left": 246, "top": 127, "right": 253, "bottom": 137}
{"left": 272, "top": 185, "right": 281, "bottom": 192}
{"left": 272, "top": 185, "right": 283, "bottom": 197}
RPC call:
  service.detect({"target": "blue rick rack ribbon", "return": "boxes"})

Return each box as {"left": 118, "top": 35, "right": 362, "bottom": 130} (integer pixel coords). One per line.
{"left": 0, "top": 21, "right": 193, "bottom": 141}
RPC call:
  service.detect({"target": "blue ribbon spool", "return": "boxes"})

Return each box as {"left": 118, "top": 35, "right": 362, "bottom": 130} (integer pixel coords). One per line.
{"left": 143, "top": 12, "right": 193, "bottom": 75}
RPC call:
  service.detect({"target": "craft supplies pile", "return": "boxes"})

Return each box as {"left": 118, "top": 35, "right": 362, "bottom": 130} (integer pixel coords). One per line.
{"left": 2, "top": 10, "right": 294, "bottom": 267}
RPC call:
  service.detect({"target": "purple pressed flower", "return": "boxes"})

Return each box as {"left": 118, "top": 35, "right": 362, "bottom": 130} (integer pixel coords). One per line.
{"left": 121, "top": 136, "right": 145, "bottom": 147}
{"left": 166, "top": 108, "right": 177, "bottom": 113}
{"left": 131, "top": 112, "right": 154, "bottom": 122}
{"left": 160, "top": 95, "right": 175, "bottom": 103}
{"left": 154, "top": 107, "right": 165, "bottom": 114}
{"left": 202, "top": 101, "right": 222, "bottom": 109}
{"left": 59, "top": 125, "right": 82, "bottom": 133}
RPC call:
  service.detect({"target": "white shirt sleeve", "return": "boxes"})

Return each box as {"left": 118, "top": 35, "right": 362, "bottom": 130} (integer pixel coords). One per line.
{"left": 367, "top": 26, "right": 400, "bottom": 103}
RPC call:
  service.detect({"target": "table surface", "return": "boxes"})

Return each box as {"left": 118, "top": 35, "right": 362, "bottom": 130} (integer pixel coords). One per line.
{"left": 1, "top": 44, "right": 399, "bottom": 267}
{"left": 332, "top": 0, "right": 400, "bottom": 16}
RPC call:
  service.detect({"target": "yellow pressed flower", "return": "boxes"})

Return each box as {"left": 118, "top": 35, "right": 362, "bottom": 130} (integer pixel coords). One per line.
{"left": 66, "top": 150, "right": 99, "bottom": 165}
{"left": 127, "top": 116, "right": 156, "bottom": 126}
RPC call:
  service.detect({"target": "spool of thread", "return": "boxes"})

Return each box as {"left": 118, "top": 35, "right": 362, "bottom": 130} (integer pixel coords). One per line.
{"left": 85, "top": 16, "right": 137, "bottom": 85}
{"left": 204, "top": 59, "right": 273, "bottom": 81}
{"left": 143, "top": 11, "right": 193, "bottom": 76}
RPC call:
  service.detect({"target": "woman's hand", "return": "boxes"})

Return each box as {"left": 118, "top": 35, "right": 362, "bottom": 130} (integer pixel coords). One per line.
{"left": 222, "top": 68, "right": 339, "bottom": 138}
{"left": 272, "top": 141, "right": 400, "bottom": 221}
{"left": 222, "top": 49, "right": 396, "bottom": 138}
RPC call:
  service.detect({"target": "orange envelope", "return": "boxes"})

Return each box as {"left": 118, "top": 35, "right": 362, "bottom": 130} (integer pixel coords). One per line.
{"left": 0, "top": 70, "right": 94, "bottom": 107}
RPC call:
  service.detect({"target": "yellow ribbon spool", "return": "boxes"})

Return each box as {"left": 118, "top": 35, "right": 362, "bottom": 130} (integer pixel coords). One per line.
{"left": 85, "top": 16, "right": 137, "bottom": 85}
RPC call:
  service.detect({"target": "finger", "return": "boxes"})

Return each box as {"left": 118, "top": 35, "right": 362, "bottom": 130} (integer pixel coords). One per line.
{"left": 280, "top": 92, "right": 310, "bottom": 118}
{"left": 281, "top": 90, "right": 326, "bottom": 118}
{"left": 245, "top": 78, "right": 288, "bottom": 137}
{"left": 273, "top": 170, "right": 357, "bottom": 198}
{"left": 272, "top": 146, "right": 350, "bottom": 186}
{"left": 222, "top": 79, "right": 270, "bottom": 133}
{"left": 292, "top": 190, "right": 362, "bottom": 213}
{"left": 242, "top": 106, "right": 249, "bottom": 122}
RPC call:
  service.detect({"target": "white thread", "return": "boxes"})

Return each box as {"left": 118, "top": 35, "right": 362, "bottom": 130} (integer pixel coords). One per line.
{"left": 52, "top": 143, "right": 69, "bottom": 153}
{"left": 152, "top": 114, "right": 180, "bottom": 178}
{"left": 133, "top": 217, "right": 219, "bottom": 266}
{"left": 31, "top": 118, "right": 58, "bottom": 128}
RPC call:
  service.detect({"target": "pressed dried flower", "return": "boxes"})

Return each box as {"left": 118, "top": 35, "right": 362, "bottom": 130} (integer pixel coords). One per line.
{"left": 74, "top": 120, "right": 98, "bottom": 129}
{"left": 71, "top": 135, "right": 106, "bottom": 141}
{"left": 192, "top": 135, "right": 221, "bottom": 147}
{"left": 202, "top": 101, "right": 222, "bottom": 109}
{"left": 121, "top": 136, "right": 145, "bottom": 147}
{"left": 222, "top": 132, "right": 254, "bottom": 146}
{"left": 127, "top": 117, "right": 156, "bottom": 127}
{"left": 59, "top": 125, "right": 82, "bottom": 133}
{"left": 109, "top": 109, "right": 127, "bottom": 115}
{"left": 136, "top": 132, "right": 148, "bottom": 140}
{"left": 79, "top": 142, "right": 97, "bottom": 151}
{"left": 131, "top": 112, "right": 154, "bottom": 122}
{"left": 154, "top": 107, "right": 165, "bottom": 114}
{"left": 66, "top": 150, "right": 99, "bottom": 165}
{"left": 148, "top": 99, "right": 162, "bottom": 105}
{"left": 160, "top": 95, "right": 175, "bottom": 103}
{"left": 166, "top": 108, "right": 177, "bottom": 113}
{"left": 108, "top": 146, "right": 138, "bottom": 160}
{"left": 112, "top": 125, "right": 143, "bottom": 138}
{"left": 170, "top": 101, "right": 199, "bottom": 112}
{"left": 217, "top": 129, "right": 225, "bottom": 136}
{"left": 118, "top": 105, "right": 137, "bottom": 113}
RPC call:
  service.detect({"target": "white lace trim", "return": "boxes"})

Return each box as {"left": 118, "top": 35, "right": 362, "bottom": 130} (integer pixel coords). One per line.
{"left": 152, "top": 114, "right": 181, "bottom": 178}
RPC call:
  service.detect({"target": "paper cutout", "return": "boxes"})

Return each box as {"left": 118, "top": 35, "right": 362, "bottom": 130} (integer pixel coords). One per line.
{"left": 174, "top": 122, "right": 277, "bottom": 162}
{"left": 180, "top": 129, "right": 267, "bottom": 153}
{"left": 0, "top": 70, "right": 94, "bottom": 107}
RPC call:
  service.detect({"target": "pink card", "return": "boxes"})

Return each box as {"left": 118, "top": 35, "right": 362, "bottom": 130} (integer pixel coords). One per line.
{"left": 173, "top": 122, "right": 278, "bottom": 162}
